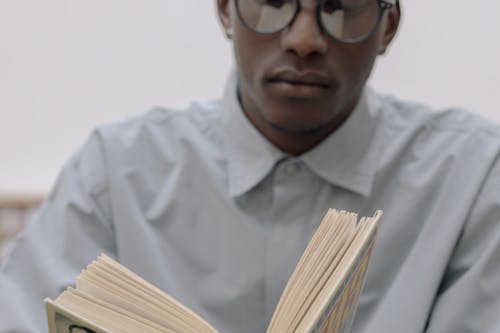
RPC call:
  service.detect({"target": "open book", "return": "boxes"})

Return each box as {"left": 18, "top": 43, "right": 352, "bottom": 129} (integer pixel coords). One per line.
{"left": 45, "top": 209, "right": 382, "bottom": 333}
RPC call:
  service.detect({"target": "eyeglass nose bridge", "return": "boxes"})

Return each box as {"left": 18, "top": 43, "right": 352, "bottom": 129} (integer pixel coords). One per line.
{"left": 282, "top": 1, "right": 327, "bottom": 35}
{"left": 283, "top": 0, "right": 328, "bottom": 36}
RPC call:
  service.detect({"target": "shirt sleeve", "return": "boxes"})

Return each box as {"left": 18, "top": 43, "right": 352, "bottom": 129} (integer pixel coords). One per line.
{"left": 426, "top": 154, "right": 500, "bottom": 332}
{"left": 0, "top": 130, "right": 117, "bottom": 333}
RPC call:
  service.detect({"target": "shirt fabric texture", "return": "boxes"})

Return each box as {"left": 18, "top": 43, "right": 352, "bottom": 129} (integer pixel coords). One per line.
{"left": 1, "top": 74, "right": 500, "bottom": 333}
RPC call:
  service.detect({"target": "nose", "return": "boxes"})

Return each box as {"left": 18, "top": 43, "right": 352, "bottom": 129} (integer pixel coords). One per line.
{"left": 281, "top": 8, "right": 328, "bottom": 58}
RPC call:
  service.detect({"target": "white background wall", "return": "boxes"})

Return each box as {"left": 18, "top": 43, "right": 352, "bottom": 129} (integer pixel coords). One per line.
{"left": 1, "top": 0, "right": 499, "bottom": 194}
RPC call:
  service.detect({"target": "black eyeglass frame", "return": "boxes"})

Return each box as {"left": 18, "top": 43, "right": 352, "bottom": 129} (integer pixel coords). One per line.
{"left": 235, "top": 0, "right": 395, "bottom": 44}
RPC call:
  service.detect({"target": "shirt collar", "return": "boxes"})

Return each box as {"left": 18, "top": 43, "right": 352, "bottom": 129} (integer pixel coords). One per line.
{"left": 222, "top": 72, "right": 286, "bottom": 197}
{"left": 301, "top": 87, "right": 382, "bottom": 196}
{"left": 222, "top": 72, "right": 382, "bottom": 197}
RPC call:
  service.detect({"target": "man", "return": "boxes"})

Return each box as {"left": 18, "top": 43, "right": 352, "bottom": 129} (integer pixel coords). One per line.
{"left": 1, "top": 0, "right": 499, "bottom": 332}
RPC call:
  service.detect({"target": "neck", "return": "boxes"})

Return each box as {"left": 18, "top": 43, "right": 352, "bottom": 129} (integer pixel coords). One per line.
{"left": 242, "top": 105, "right": 352, "bottom": 156}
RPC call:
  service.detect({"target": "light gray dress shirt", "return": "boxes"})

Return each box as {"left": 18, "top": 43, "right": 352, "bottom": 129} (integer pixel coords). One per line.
{"left": 1, "top": 75, "right": 500, "bottom": 333}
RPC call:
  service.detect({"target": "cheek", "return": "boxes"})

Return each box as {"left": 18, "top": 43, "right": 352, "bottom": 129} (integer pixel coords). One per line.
{"left": 232, "top": 40, "right": 258, "bottom": 104}
{"left": 233, "top": 38, "right": 253, "bottom": 78}
{"left": 333, "top": 41, "right": 379, "bottom": 89}
{"left": 232, "top": 28, "right": 256, "bottom": 79}
{"left": 232, "top": 31, "right": 276, "bottom": 94}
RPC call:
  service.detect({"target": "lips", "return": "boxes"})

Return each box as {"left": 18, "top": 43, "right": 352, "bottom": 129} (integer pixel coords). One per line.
{"left": 267, "top": 70, "right": 331, "bottom": 88}
{"left": 265, "top": 68, "right": 332, "bottom": 98}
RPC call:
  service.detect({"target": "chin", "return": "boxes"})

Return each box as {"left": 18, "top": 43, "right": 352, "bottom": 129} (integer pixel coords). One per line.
{"left": 261, "top": 109, "right": 340, "bottom": 135}
{"left": 267, "top": 120, "right": 332, "bottom": 134}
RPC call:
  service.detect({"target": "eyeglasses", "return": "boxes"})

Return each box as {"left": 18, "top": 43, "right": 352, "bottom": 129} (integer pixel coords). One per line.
{"left": 235, "top": 0, "right": 395, "bottom": 44}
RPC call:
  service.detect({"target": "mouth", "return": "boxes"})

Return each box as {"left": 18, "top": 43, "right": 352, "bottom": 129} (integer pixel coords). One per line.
{"left": 265, "top": 69, "right": 332, "bottom": 98}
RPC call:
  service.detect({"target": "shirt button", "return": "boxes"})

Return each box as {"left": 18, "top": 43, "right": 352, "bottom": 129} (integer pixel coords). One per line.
{"left": 282, "top": 161, "right": 301, "bottom": 176}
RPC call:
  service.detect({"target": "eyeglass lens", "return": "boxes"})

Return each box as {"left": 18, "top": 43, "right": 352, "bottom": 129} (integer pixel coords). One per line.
{"left": 236, "top": 0, "right": 381, "bottom": 42}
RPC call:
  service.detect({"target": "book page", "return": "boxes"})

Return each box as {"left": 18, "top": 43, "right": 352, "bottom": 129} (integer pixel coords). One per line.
{"left": 46, "top": 299, "right": 111, "bottom": 333}
{"left": 55, "top": 288, "right": 172, "bottom": 333}
{"left": 308, "top": 230, "right": 376, "bottom": 333}
{"left": 95, "top": 255, "right": 218, "bottom": 332}
{"left": 301, "top": 212, "right": 381, "bottom": 333}
{"left": 46, "top": 255, "right": 220, "bottom": 333}
{"left": 267, "top": 210, "right": 381, "bottom": 333}
{"left": 274, "top": 212, "right": 357, "bottom": 332}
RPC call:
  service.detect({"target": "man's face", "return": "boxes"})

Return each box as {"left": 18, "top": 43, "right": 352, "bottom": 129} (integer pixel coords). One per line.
{"left": 218, "top": 0, "right": 399, "bottom": 148}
